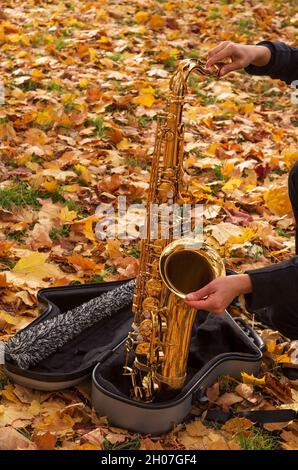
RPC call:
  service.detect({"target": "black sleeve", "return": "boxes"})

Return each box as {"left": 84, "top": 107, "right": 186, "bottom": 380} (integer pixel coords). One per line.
{"left": 244, "top": 257, "right": 298, "bottom": 310}
{"left": 245, "top": 41, "right": 298, "bottom": 84}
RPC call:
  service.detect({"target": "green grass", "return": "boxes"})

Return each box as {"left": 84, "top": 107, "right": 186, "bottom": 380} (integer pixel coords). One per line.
{"left": 0, "top": 376, "right": 9, "bottom": 390}
{"left": 127, "top": 245, "right": 141, "bottom": 259}
{"left": 103, "top": 437, "right": 140, "bottom": 450}
{"left": 125, "top": 156, "right": 148, "bottom": 170}
{"left": 207, "top": 7, "right": 221, "bottom": 19}
{"left": 91, "top": 267, "right": 118, "bottom": 283}
{"left": 16, "top": 427, "right": 32, "bottom": 441}
{"left": 186, "top": 49, "right": 201, "bottom": 60}
{"left": 106, "top": 52, "right": 123, "bottom": 62}
{"left": 137, "top": 115, "right": 154, "bottom": 127}
{"left": 276, "top": 228, "right": 291, "bottom": 238}
{"left": 238, "top": 18, "right": 254, "bottom": 33}
{"left": 85, "top": 116, "right": 106, "bottom": 137}
{"left": 162, "top": 56, "right": 177, "bottom": 72}
{"left": 0, "top": 183, "right": 40, "bottom": 209}
{"left": 237, "top": 427, "right": 279, "bottom": 450}
{"left": 7, "top": 229, "right": 27, "bottom": 242}
{"left": 0, "top": 182, "right": 86, "bottom": 218}
{"left": 55, "top": 38, "right": 68, "bottom": 51}
{"left": 47, "top": 81, "right": 63, "bottom": 93}
{"left": 0, "top": 258, "right": 16, "bottom": 269}
{"left": 214, "top": 165, "right": 225, "bottom": 181}
{"left": 49, "top": 225, "right": 70, "bottom": 240}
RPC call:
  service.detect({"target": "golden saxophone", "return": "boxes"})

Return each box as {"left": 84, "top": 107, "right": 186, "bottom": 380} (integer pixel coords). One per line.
{"left": 123, "top": 59, "right": 225, "bottom": 402}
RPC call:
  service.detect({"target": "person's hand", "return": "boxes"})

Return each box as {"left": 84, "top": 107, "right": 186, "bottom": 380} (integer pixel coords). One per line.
{"left": 206, "top": 42, "right": 272, "bottom": 77}
{"left": 185, "top": 274, "right": 252, "bottom": 314}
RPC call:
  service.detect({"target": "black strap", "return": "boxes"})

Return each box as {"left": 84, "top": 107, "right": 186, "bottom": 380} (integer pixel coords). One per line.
{"left": 205, "top": 408, "right": 297, "bottom": 424}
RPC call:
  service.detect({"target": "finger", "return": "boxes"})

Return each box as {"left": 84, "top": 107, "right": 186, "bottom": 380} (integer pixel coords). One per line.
{"left": 206, "top": 43, "right": 234, "bottom": 68}
{"left": 186, "top": 299, "right": 225, "bottom": 315}
{"left": 185, "top": 282, "right": 214, "bottom": 301}
{"left": 219, "top": 62, "right": 242, "bottom": 76}
{"left": 207, "top": 41, "right": 230, "bottom": 60}
{"left": 185, "top": 299, "right": 211, "bottom": 310}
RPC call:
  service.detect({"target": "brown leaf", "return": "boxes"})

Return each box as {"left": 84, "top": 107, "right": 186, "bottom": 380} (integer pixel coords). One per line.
{"left": 0, "top": 426, "right": 37, "bottom": 450}
{"left": 28, "top": 222, "right": 53, "bottom": 250}
{"left": 264, "top": 373, "right": 293, "bottom": 403}
{"left": 207, "top": 382, "right": 220, "bottom": 402}
{"left": 216, "top": 392, "right": 243, "bottom": 412}
{"left": 222, "top": 417, "right": 254, "bottom": 435}
{"left": 281, "top": 430, "right": 298, "bottom": 450}
{"left": 140, "top": 438, "right": 164, "bottom": 450}
{"left": 235, "top": 383, "right": 258, "bottom": 403}
{"left": 33, "top": 431, "right": 56, "bottom": 450}
{"left": 81, "top": 428, "right": 104, "bottom": 448}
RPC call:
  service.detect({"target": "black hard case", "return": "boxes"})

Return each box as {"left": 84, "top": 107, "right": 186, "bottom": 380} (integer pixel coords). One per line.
{"left": 5, "top": 280, "right": 264, "bottom": 435}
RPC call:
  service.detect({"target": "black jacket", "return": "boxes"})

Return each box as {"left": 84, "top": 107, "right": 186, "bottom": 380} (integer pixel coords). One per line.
{"left": 245, "top": 257, "right": 298, "bottom": 310}
{"left": 243, "top": 42, "right": 298, "bottom": 313}
{"left": 245, "top": 41, "right": 298, "bottom": 84}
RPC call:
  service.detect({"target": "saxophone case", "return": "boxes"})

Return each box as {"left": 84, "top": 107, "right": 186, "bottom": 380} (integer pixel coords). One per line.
{"left": 5, "top": 279, "right": 264, "bottom": 436}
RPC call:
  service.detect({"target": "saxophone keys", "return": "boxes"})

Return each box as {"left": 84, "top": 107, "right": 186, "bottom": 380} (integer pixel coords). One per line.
{"left": 158, "top": 181, "right": 174, "bottom": 203}
{"left": 142, "top": 296, "right": 158, "bottom": 312}
{"left": 145, "top": 278, "right": 162, "bottom": 297}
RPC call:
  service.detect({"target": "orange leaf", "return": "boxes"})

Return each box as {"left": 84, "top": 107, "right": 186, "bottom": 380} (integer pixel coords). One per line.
{"left": 33, "top": 432, "right": 56, "bottom": 450}
{"left": 106, "top": 125, "right": 123, "bottom": 144}
{"left": 149, "top": 14, "right": 166, "bottom": 29}
{"left": 68, "top": 254, "right": 101, "bottom": 271}
{"left": 86, "top": 87, "right": 102, "bottom": 103}
{"left": 0, "top": 273, "right": 8, "bottom": 287}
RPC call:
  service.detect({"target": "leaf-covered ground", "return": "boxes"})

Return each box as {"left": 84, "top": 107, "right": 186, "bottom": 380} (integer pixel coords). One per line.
{"left": 0, "top": 0, "right": 298, "bottom": 450}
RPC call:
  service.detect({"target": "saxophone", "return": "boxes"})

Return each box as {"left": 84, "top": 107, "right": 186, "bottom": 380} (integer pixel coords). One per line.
{"left": 124, "top": 59, "right": 225, "bottom": 402}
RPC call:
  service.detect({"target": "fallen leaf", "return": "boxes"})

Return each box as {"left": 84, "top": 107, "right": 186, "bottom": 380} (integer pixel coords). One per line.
{"left": 0, "top": 426, "right": 36, "bottom": 450}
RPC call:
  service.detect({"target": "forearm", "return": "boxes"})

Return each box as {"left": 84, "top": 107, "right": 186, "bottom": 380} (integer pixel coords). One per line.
{"left": 245, "top": 257, "right": 298, "bottom": 310}
{"left": 245, "top": 41, "right": 298, "bottom": 84}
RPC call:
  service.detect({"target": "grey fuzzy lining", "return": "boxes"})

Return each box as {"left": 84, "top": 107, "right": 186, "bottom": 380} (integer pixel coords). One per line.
{"left": 5, "top": 280, "right": 135, "bottom": 370}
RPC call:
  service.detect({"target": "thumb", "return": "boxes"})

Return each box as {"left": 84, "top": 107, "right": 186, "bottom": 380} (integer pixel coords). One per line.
{"left": 219, "top": 62, "right": 242, "bottom": 77}
{"left": 185, "top": 282, "right": 213, "bottom": 301}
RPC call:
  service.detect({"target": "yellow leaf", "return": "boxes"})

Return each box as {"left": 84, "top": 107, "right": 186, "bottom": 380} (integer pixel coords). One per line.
{"left": 117, "top": 138, "right": 130, "bottom": 150}
{"left": 10, "top": 252, "right": 62, "bottom": 285}
{"left": 264, "top": 186, "right": 291, "bottom": 216}
{"left": 43, "top": 180, "right": 58, "bottom": 192}
{"left": 79, "top": 78, "right": 89, "bottom": 88}
{"left": 83, "top": 217, "right": 96, "bottom": 242}
{"left": 222, "top": 177, "right": 241, "bottom": 193}
{"left": 135, "top": 11, "right": 150, "bottom": 23}
{"left": 221, "top": 162, "right": 235, "bottom": 178}
{"left": 13, "top": 253, "right": 49, "bottom": 275}
{"left": 98, "top": 35, "right": 109, "bottom": 43}
{"left": 8, "top": 34, "right": 21, "bottom": 43}
{"left": 59, "top": 206, "right": 77, "bottom": 224}
{"left": 206, "top": 143, "right": 219, "bottom": 156}
{"left": 240, "top": 102, "right": 255, "bottom": 114}
{"left": 282, "top": 145, "right": 298, "bottom": 170}
{"left": 241, "top": 372, "right": 265, "bottom": 386}
{"left": 133, "top": 93, "right": 155, "bottom": 108}
{"left": 228, "top": 228, "right": 255, "bottom": 245}
{"left": 31, "top": 69, "right": 44, "bottom": 79}
{"left": 89, "top": 47, "right": 97, "bottom": 61}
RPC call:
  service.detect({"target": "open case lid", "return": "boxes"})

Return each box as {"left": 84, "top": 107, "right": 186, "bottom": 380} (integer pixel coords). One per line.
{"left": 5, "top": 279, "right": 133, "bottom": 386}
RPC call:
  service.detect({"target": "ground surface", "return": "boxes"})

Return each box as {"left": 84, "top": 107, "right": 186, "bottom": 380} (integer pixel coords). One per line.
{"left": 0, "top": 0, "right": 298, "bottom": 450}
